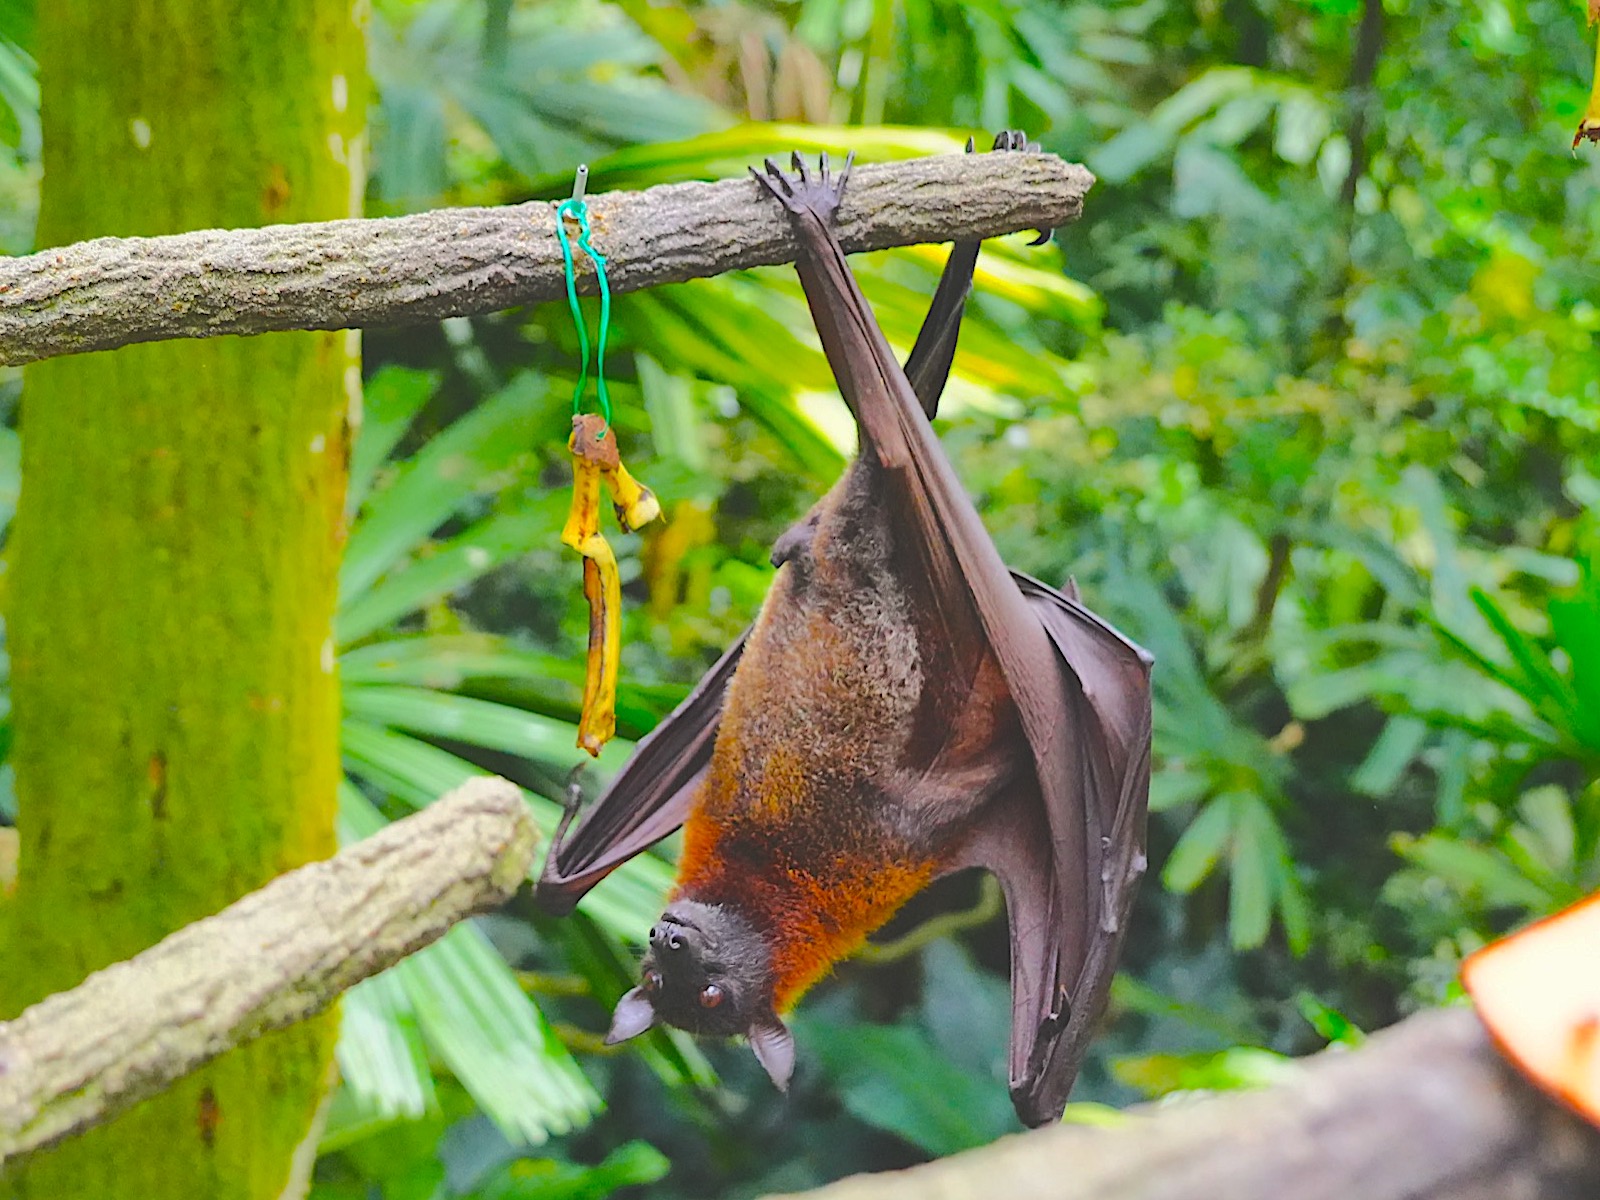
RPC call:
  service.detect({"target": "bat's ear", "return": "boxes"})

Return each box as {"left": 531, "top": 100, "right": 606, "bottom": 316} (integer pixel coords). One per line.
{"left": 747, "top": 1017, "right": 796, "bottom": 1091}
{"left": 604, "top": 987, "right": 658, "bottom": 1044}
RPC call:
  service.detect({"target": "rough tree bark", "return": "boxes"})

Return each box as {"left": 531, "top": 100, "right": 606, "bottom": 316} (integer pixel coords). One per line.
{"left": 767, "top": 1008, "right": 1600, "bottom": 1200}
{"left": 0, "top": 3, "right": 366, "bottom": 1199}
{"left": 0, "top": 152, "right": 1092, "bottom": 366}
{"left": 0, "top": 778, "right": 534, "bottom": 1166}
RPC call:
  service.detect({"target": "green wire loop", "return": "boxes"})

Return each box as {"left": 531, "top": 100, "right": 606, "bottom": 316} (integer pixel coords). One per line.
{"left": 555, "top": 196, "right": 613, "bottom": 427}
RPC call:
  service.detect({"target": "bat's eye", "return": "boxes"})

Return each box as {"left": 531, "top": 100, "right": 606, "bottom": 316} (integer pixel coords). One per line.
{"left": 643, "top": 970, "right": 663, "bottom": 994}
{"left": 698, "top": 984, "right": 723, "bottom": 1009}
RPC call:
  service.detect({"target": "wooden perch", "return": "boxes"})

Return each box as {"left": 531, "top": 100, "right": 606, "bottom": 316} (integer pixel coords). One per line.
{"left": 0, "top": 152, "right": 1093, "bottom": 367}
{"left": 771, "top": 1008, "right": 1600, "bottom": 1200}
{"left": 0, "top": 777, "right": 537, "bottom": 1164}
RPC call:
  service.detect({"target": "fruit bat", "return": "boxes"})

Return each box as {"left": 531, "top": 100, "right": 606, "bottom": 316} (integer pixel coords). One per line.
{"left": 534, "top": 133, "right": 1153, "bottom": 1127}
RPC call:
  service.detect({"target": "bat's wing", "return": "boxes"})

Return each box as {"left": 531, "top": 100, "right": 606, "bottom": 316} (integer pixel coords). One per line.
{"left": 901, "top": 239, "right": 978, "bottom": 418}
{"left": 752, "top": 153, "right": 1153, "bottom": 1125}
{"left": 955, "top": 573, "right": 1152, "bottom": 1125}
{"left": 533, "top": 631, "right": 746, "bottom": 914}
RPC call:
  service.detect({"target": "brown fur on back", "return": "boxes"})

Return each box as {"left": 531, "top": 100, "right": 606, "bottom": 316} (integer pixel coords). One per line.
{"left": 674, "top": 458, "right": 1020, "bottom": 1006}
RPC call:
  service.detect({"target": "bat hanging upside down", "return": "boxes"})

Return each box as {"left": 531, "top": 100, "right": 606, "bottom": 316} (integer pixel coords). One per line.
{"left": 535, "top": 133, "right": 1154, "bottom": 1127}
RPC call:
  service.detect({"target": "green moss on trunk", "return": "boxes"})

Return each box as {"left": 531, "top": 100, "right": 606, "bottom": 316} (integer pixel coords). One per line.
{"left": 0, "top": 2, "right": 366, "bottom": 1196}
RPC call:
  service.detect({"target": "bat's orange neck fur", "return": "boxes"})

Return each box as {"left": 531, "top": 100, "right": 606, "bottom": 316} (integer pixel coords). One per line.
{"left": 673, "top": 816, "right": 939, "bottom": 1011}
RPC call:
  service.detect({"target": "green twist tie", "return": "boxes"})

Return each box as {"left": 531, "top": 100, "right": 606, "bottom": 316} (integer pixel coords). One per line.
{"left": 556, "top": 184, "right": 613, "bottom": 426}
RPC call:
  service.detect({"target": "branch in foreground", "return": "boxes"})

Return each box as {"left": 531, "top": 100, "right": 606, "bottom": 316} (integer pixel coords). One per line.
{"left": 772, "top": 1008, "right": 1600, "bottom": 1200}
{"left": 0, "top": 152, "right": 1093, "bottom": 367}
{"left": 0, "top": 777, "right": 537, "bottom": 1163}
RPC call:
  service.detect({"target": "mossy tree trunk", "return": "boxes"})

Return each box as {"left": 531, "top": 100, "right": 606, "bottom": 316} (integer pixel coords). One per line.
{"left": 0, "top": 3, "right": 366, "bottom": 1197}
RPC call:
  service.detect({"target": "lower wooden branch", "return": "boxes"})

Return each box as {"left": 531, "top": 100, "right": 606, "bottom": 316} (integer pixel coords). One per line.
{"left": 772, "top": 1007, "right": 1600, "bottom": 1200}
{"left": 0, "top": 776, "right": 537, "bottom": 1163}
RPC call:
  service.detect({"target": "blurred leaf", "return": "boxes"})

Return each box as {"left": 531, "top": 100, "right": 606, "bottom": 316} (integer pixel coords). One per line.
{"left": 1111, "top": 1046, "right": 1295, "bottom": 1098}
{"left": 349, "top": 367, "right": 439, "bottom": 516}
{"left": 395, "top": 920, "right": 599, "bottom": 1144}
{"left": 1350, "top": 717, "right": 1427, "bottom": 797}
{"left": 1392, "top": 833, "right": 1554, "bottom": 911}
{"left": 342, "top": 684, "right": 636, "bottom": 777}
{"left": 338, "top": 970, "right": 437, "bottom": 1130}
{"left": 335, "top": 784, "right": 598, "bottom": 1146}
{"left": 1162, "top": 793, "right": 1233, "bottom": 893}
{"left": 341, "top": 371, "right": 553, "bottom": 605}
{"left": 801, "top": 1019, "right": 1014, "bottom": 1155}
{"left": 472, "top": 1141, "right": 670, "bottom": 1200}
{"left": 338, "top": 505, "right": 558, "bottom": 645}
{"left": 1294, "top": 993, "right": 1365, "bottom": 1047}
{"left": 339, "top": 720, "right": 673, "bottom": 938}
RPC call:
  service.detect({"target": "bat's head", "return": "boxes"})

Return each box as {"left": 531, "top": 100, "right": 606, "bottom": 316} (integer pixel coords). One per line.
{"left": 604, "top": 900, "right": 795, "bottom": 1090}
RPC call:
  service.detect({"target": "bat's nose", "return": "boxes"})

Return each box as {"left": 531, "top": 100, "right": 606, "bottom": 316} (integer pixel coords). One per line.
{"left": 649, "top": 922, "right": 686, "bottom": 951}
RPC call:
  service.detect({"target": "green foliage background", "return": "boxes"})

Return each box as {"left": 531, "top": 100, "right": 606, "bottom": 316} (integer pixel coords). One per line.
{"left": 1, "top": 0, "right": 1598, "bottom": 1195}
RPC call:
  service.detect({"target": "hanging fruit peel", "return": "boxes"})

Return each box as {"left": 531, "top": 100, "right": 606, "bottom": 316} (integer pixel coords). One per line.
{"left": 1462, "top": 890, "right": 1600, "bottom": 1127}
{"left": 562, "top": 413, "right": 661, "bottom": 756}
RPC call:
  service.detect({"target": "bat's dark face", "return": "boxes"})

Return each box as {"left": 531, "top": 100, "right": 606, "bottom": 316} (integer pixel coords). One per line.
{"left": 604, "top": 900, "right": 796, "bottom": 1089}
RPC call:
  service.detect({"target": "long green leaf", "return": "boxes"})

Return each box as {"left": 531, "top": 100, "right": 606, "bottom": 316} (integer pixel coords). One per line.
{"left": 337, "top": 971, "right": 436, "bottom": 1126}
{"left": 339, "top": 633, "right": 683, "bottom": 735}
{"left": 342, "top": 683, "right": 636, "bottom": 777}
{"left": 1470, "top": 586, "right": 1577, "bottom": 717}
{"left": 337, "top": 501, "right": 560, "bottom": 645}
{"left": 341, "top": 371, "right": 554, "bottom": 602}
{"left": 1392, "top": 833, "right": 1553, "bottom": 911}
{"left": 339, "top": 723, "right": 674, "bottom": 937}
{"left": 1162, "top": 793, "right": 1233, "bottom": 893}
{"left": 1226, "top": 794, "right": 1273, "bottom": 950}
{"left": 396, "top": 921, "right": 599, "bottom": 1144}
{"left": 348, "top": 367, "right": 438, "bottom": 516}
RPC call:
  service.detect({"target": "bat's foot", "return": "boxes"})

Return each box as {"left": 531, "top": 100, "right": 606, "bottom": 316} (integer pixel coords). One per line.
{"left": 983, "top": 130, "right": 1052, "bottom": 246}
{"left": 989, "top": 129, "right": 1039, "bottom": 154}
{"left": 750, "top": 151, "right": 854, "bottom": 224}
{"left": 548, "top": 762, "right": 589, "bottom": 854}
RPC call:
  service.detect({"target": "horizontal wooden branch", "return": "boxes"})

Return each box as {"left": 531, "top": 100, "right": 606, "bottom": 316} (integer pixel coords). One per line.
{"left": 0, "top": 777, "right": 537, "bottom": 1163}
{"left": 773, "top": 1008, "right": 1600, "bottom": 1200}
{"left": 0, "top": 152, "right": 1093, "bottom": 367}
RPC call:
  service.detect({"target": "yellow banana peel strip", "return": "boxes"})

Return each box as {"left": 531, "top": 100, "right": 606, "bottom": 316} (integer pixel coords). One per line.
{"left": 562, "top": 414, "right": 660, "bottom": 756}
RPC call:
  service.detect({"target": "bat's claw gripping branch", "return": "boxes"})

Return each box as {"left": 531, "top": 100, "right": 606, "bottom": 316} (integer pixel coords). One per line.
{"left": 751, "top": 134, "right": 1053, "bottom": 244}
{"left": 986, "top": 130, "right": 1053, "bottom": 245}
{"left": 750, "top": 151, "right": 856, "bottom": 221}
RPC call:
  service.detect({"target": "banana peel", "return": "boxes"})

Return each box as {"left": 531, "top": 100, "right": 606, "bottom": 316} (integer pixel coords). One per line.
{"left": 1462, "top": 890, "right": 1600, "bottom": 1128}
{"left": 562, "top": 414, "right": 661, "bottom": 756}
